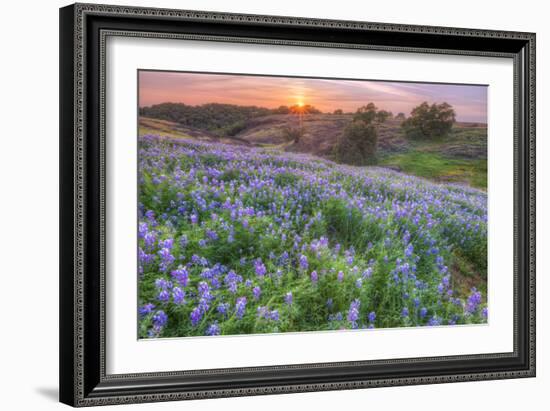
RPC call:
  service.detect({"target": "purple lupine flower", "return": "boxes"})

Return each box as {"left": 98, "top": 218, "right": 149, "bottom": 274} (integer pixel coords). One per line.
{"left": 405, "top": 243, "right": 414, "bottom": 258}
{"left": 368, "top": 311, "right": 376, "bottom": 323}
{"left": 310, "top": 270, "right": 318, "bottom": 283}
{"left": 172, "top": 287, "right": 185, "bottom": 305}
{"left": 337, "top": 271, "right": 344, "bottom": 282}
{"left": 205, "top": 322, "right": 220, "bottom": 336}
{"left": 190, "top": 307, "right": 202, "bottom": 327}
{"left": 257, "top": 306, "right": 268, "bottom": 319}
{"left": 401, "top": 307, "right": 409, "bottom": 317}
{"left": 206, "top": 229, "right": 218, "bottom": 241}
{"left": 270, "top": 310, "right": 279, "bottom": 321}
{"left": 329, "top": 312, "right": 344, "bottom": 322}
{"left": 157, "top": 289, "right": 170, "bottom": 303}
{"left": 138, "top": 222, "right": 148, "bottom": 239}
{"left": 155, "top": 278, "right": 172, "bottom": 290}
{"left": 420, "top": 307, "right": 428, "bottom": 319}
{"left": 355, "top": 278, "right": 363, "bottom": 288}
{"left": 347, "top": 299, "right": 361, "bottom": 327}
{"left": 465, "top": 288, "right": 483, "bottom": 315}
{"left": 158, "top": 248, "right": 175, "bottom": 272}
{"left": 138, "top": 248, "right": 154, "bottom": 266}
{"left": 284, "top": 291, "right": 293, "bottom": 306}
{"left": 144, "top": 231, "right": 157, "bottom": 250}
{"left": 179, "top": 235, "right": 188, "bottom": 248}
{"left": 299, "top": 254, "right": 308, "bottom": 270}
{"left": 171, "top": 267, "right": 189, "bottom": 287}
{"left": 481, "top": 307, "right": 488, "bottom": 320}
{"left": 235, "top": 297, "right": 247, "bottom": 319}
{"left": 190, "top": 213, "right": 198, "bottom": 224}
{"left": 252, "top": 286, "right": 262, "bottom": 301}
{"left": 159, "top": 238, "right": 174, "bottom": 249}
{"left": 362, "top": 267, "right": 373, "bottom": 279}
{"left": 152, "top": 310, "right": 168, "bottom": 328}
{"left": 428, "top": 316, "right": 441, "bottom": 326}
{"left": 217, "top": 302, "right": 230, "bottom": 317}
{"left": 197, "top": 281, "right": 210, "bottom": 297}
{"left": 198, "top": 239, "right": 207, "bottom": 247}
{"left": 254, "top": 259, "right": 267, "bottom": 277}
{"left": 224, "top": 270, "right": 242, "bottom": 293}
{"left": 139, "top": 303, "right": 155, "bottom": 317}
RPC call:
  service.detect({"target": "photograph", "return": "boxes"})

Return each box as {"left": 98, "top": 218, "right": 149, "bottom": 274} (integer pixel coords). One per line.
{"left": 137, "top": 71, "right": 489, "bottom": 339}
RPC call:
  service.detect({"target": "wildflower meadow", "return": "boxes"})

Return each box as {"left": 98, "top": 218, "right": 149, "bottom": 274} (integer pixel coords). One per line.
{"left": 137, "top": 135, "right": 488, "bottom": 338}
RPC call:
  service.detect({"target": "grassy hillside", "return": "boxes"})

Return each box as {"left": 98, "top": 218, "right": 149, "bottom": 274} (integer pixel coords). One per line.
{"left": 139, "top": 113, "right": 487, "bottom": 189}
{"left": 138, "top": 135, "right": 487, "bottom": 338}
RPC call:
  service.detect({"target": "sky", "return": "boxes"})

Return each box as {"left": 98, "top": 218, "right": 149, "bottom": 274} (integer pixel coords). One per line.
{"left": 139, "top": 71, "right": 488, "bottom": 123}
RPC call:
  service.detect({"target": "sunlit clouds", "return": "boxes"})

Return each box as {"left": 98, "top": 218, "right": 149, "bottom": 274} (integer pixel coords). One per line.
{"left": 139, "top": 71, "right": 487, "bottom": 123}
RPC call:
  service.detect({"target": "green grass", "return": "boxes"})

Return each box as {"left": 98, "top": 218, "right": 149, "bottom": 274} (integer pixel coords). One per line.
{"left": 379, "top": 151, "right": 487, "bottom": 190}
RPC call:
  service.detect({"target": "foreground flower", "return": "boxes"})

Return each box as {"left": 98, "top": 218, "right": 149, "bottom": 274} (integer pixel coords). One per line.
{"left": 465, "top": 288, "right": 483, "bottom": 315}
{"left": 137, "top": 135, "right": 488, "bottom": 338}
{"left": 254, "top": 259, "right": 267, "bottom": 277}
{"left": 235, "top": 297, "right": 247, "bottom": 319}
{"left": 285, "top": 291, "right": 293, "bottom": 306}
{"left": 172, "top": 287, "right": 185, "bottom": 305}
{"left": 347, "top": 299, "right": 361, "bottom": 328}
{"left": 299, "top": 254, "right": 309, "bottom": 270}
{"left": 310, "top": 270, "right": 318, "bottom": 283}
{"left": 205, "top": 322, "right": 220, "bottom": 336}
{"left": 190, "top": 307, "right": 202, "bottom": 327}
{"left": 139, "top": 303, "right": 155, "bottom": 317}
{"left": 252, "top": 286, "right": 262, "bottom": 301}
{"left": 368, "top": 311, "right": 376, "bottom": 324}
{"left": 152, "top": 310, "right": 168, "bottom": 329}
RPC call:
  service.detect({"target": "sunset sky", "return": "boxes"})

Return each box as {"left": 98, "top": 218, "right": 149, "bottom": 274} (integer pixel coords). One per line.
{"left": 139, "top": 71, "right": 488, "bottom": 123}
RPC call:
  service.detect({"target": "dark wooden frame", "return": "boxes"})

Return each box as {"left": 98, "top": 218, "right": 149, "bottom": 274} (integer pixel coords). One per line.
{"left": 60, "top": 3, "right": 536, "bottom": 407}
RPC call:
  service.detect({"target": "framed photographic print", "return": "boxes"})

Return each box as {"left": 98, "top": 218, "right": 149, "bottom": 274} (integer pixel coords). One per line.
{"left": 59, "top": 3, "right": 536, "bottom": 407}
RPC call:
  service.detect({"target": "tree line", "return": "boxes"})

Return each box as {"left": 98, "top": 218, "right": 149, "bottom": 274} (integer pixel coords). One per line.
{"left": 334, "top": 102, "right": 456, "bottom": 166}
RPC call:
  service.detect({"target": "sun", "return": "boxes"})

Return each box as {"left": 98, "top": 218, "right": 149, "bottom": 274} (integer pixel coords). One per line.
{"left": 297, "top": 101, "right": 304, "bottom": 107}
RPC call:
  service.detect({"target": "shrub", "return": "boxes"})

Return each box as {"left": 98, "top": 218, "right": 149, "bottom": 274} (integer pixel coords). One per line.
{"left": 402, "top": 102, "right": 456, "bottom": 139}
{"left": 353, "top": 102, "right": 378, "bottom": 124}
{"left": 218, "top": 120, "right": 247, "bottom": 136}
{"left": 333, "top": 108, "right": 343, "bottom": 115}
{"left": 334, "top": 121, "right": 378, "bottom": 165}
{"left": 375, "top": 110, "right": 393, "bottom": 123}
{"left": 334, "top": 102, "right": 388, "bottom": 165}
{"left": 273, "top": 105, "right": 291, "bottom": 114}
{"left": 281, "top": 126, "right": 305, "bottom": 144}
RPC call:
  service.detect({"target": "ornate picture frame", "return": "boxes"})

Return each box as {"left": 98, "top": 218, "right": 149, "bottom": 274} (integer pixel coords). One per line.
{"left": 59, "top": 3, "right": 535, "bottom": 407}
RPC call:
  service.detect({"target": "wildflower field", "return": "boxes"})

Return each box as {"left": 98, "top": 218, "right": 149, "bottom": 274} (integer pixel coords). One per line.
{"left": 138, "top": 135, "right": 488, "bottom": 338}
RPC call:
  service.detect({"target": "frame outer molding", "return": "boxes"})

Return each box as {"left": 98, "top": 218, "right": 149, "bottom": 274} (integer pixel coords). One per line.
{"left": 60, "top": 2, "right": 536, "bottom": 407}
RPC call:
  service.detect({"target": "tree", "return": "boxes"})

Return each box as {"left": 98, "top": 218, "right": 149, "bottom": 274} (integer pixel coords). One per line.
{"left": 334, "top": 102, "right": 389, "bottom": 165}
{"left": 289, "top": 104, "right": 321, "bottom": 114}
{"left": 333, "top": 108, "right": 343, "bottom": 115}
{"left": 353, "top": 102, "right": 378, "bottom": 124}
{"left": 281, "top": 126, "right": 305, "bottom": 144}
{"left": 402, "top": 102, "right": 456, "bottom": 139}
{"left": 375, "top": 110, "right": 393, "bottom": 123}
{"left": 395, "top": 112, "right": 406, "bottom": 121}
{"left": 274, "top": 105, "right": 291, "bottom": 114}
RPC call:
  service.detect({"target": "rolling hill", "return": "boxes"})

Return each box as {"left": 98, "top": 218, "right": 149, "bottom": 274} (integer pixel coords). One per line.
{"left": 139, "top": 113, "right": 487, "bottom": 189}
